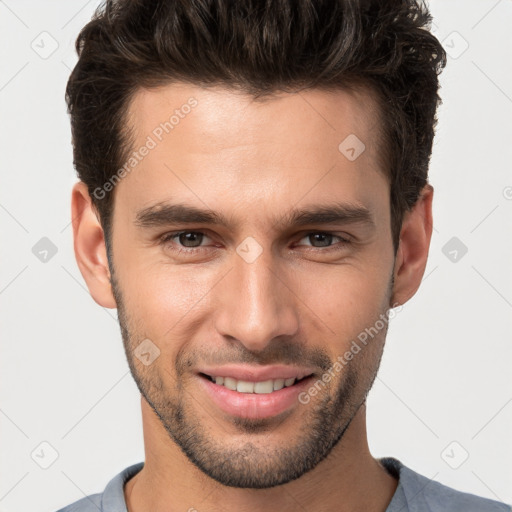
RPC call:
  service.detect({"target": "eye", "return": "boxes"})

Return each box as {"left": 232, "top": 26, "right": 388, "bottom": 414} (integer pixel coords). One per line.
{"left": 159, "top": 230, "right": 351, "bottom": 256}
{"left": 295, "top": 232, "right": 350, "bottom": 250}
{"left": 160, "top": 231, "right": 213, "bottom": 253}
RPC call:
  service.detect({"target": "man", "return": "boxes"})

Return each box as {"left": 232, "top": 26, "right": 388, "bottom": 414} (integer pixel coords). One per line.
{"left": 58, "top": 0, "right": 511, "bottom": 511}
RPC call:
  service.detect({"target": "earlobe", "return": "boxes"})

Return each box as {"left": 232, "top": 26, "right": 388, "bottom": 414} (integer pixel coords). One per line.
{"left": 390, "top": 184, "right": 434, "bottom": 307}
{"left": 71, "top": 181, "right": 117, "bottom": 309}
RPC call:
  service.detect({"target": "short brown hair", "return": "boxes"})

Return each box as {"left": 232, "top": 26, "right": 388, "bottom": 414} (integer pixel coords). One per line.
{"left": 65, "top": 0, "right": 446, "bottom": 254}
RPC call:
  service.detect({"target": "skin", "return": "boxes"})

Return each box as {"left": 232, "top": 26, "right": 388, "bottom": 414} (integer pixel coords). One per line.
{"left": 72, "top": 83, "right": 433, "bottom": 512}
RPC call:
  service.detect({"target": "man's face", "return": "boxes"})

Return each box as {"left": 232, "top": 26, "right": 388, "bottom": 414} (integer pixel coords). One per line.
{"left": 109, "top": 84, "right": 396, "bottom": 488}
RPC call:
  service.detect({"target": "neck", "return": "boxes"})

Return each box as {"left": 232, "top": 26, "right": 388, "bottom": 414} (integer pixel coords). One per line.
{"left": 125, "top": 397, "right": 398, "bottom": 512}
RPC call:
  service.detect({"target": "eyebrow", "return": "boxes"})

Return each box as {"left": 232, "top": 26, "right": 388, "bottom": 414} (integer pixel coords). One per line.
{"left": 134, "top": 201, "right": 375, "bottom": 231}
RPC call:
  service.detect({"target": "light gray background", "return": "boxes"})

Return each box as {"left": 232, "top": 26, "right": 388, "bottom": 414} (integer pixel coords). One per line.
{"left": 1, "top": 1, "right": 511, "bottom": 511}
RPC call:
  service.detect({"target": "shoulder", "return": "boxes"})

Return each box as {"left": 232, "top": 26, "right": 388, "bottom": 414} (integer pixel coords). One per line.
{"left": 419, "top": 474, "right": 511, "bottom": 511}
{"left": 380, "top": 457, "right": 511, "bottom": 512}
{"left": 55, "top": 493, "right": 102, "bottom": 512}
{"left": 54, "top": 462, "right": 144, "bottom": 512}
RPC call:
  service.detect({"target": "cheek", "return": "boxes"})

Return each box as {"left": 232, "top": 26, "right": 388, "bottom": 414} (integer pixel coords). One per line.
{"left": 123, "top": 262, "right": 214, "bottom": 333}
{"left": 298, "top": 263, "right": 391, "bottom": 345}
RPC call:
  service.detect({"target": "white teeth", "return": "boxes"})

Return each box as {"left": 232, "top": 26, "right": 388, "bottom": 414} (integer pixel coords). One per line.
{"left": 223, "top": 377, "right": 237, "bottom": 391}
{"left": 254, "top": 380, "right": 274, "bottom": 394}
{"left": 209, "top": 375, "right": 302, "bottom": 394}
{"left": 273, "top": 378, "right": 285, "bottom": 391}
{"left": 237, "top": 380, "right": 255, "bottom": 393}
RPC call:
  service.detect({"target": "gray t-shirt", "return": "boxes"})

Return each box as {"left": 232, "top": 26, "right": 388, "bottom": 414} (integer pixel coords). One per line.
{"left": 56, "top": 456, "right": 511, "bottom": 512}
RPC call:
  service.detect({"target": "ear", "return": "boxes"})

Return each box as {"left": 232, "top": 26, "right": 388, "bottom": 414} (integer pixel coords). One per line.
{"left": 390, "top": 184, "right": 434, "bottom": 307}
{"left": 71, "top": 181, "right": 117, "bottom": 309}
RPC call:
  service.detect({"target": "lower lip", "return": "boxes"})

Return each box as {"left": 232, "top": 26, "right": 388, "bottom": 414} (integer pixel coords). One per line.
{"left": 197, "top": 374, "right": 314, "bottom": 420}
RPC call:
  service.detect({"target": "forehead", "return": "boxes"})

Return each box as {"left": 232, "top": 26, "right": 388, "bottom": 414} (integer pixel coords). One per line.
{"left": 126, "top": 82, "right": 382, "bottom": 159}
{"left": 114, "top": 82, "right": 387, "bottom": 226}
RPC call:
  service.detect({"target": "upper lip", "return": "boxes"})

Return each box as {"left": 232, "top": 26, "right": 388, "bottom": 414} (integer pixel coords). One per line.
{"left": 197, "top": 364, "right": 316, "bottom": 382}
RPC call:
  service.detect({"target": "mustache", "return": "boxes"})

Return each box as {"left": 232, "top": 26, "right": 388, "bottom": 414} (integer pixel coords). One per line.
{"left": 176, "top": 340, "right": 333, "bottom": 375}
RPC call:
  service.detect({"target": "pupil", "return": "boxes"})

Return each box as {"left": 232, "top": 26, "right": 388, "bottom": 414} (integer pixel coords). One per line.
{"left": 180, "top": 232, "right": 202, "bottom": 247}
{"left": 311, "top": 233, "right": 331, "bottom": 247}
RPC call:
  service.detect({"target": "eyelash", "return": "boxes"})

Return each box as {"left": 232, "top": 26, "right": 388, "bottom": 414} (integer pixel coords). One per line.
{"left": 159, "top": 230, "right": 351, "bottom": 255}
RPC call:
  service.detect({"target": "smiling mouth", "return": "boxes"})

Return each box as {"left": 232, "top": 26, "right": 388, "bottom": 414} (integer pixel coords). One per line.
{"left": 198, "top": 372, "right": 314, "bottom": 394}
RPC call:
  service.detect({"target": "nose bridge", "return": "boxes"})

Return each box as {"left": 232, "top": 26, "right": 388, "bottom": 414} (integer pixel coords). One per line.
{"left": 214, "top": 243, "right": 299, "bottom": 350}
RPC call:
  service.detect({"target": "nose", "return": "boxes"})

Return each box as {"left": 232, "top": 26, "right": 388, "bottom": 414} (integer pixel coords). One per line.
{"left": 214, "top": 248, "right": 300, "bottom": 352}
